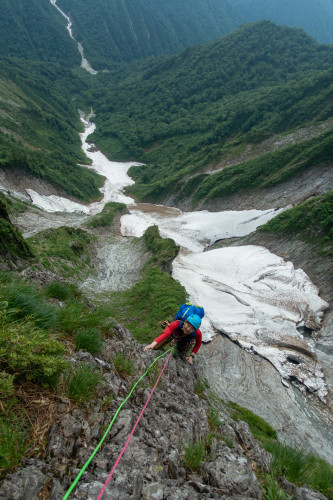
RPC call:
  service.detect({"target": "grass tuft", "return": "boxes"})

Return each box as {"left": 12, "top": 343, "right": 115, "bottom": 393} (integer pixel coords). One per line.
{"left": 68, "top": 363, "right": 101, "bottom": 402}
{"left": 113, "top": 352, "right": 135, "bottom": 377}
{"left": 75, "top": 328, "right": 104, "bottom": 355}
{"left": 44, "top": 281, "right": 79, "bottom": 302}
{"left": 0, "top": 420, "right": 28, "bottom": 472}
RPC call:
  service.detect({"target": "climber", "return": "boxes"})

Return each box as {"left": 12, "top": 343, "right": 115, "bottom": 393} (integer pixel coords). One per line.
{"left": 143, "top": 314, "right": 202, "bottom": 365}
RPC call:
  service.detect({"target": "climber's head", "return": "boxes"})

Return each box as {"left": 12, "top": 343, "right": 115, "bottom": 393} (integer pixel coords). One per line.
{"left": 183, "top": 314, "right": 201, "bottom": 334}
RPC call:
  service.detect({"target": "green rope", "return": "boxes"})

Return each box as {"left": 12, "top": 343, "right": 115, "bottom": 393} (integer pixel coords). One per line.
{"left": 63, "top": 348, "right": 173, "bottom": 500}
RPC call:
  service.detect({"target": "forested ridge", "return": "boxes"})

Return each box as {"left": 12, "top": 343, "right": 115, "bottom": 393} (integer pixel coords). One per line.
{"left": 82, "top": 22, "right": 333, "bottom": 203}
{"left": 233, "top": 0, "right": 333, "bottom": 44}
{"left": 0, "top": 0, "right": 79, "bottom": 65}
{"left": 56, "top": 0, "right": 242, "bottom": 68}
{"left": 0, "top": 59, "right": 103, "bottom": 201}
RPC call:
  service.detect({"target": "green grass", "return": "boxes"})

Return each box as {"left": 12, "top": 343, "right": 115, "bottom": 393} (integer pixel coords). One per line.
{"left": 227, "top": 400, "right": 333, "bottom": 498}
{"left": 68, "top": 363, "right": 102, "bottom": 403}
{"left": 57, "top": 300, "right": 115, "bottom": 337}
{"left": 260, "top": 191, "right": 333, "bottom": 258}
{"left": 44, "top": 281, "right": 80, "bottom": 302}
{"left": 195, "top": 378, "right": 210, "bottom": 399}
{"left": 28, "top": 226, "right": 93, "bottom": 278}
{"left": 0, "top": 419, "right": 28, "bottom": 473}
{"left": 87, "top": 202, "right": 126, "bottom": 228}
{"left": 105, "top": 227, "right": 185, "bottom": 343}
{"left": 183, "top": 438, "right": 209, "bottom": 473}
{"left": 0, "top": 200, "right": 33, "bottom": 260}
{"left": 264, "top": 441, "right": 333, "bottom": 498}
{"left": 0, "top": 311, "right": 67, "bottom": 387}
{"left": 107, "top": 266, "right": 186, "bottom": 344}
{"left": 261, "top": 474, "right": 289, "bottom": 500}
{"left": 0, "top": 192, "right": 29, "bottom": 215}
{"left": 75, "top": 327, "right": 104, "bottom": 355}
{"left": 192, "top": 131, "right": 332, "bottom": 204}
{"left": 143, "top": 225, "right": 180, "bottom": 271}
{"left": 113, "top": 352, "right": 135, "bottom": 377}
{"left": 228, "top": 401, "right": 278, "bottom": 442}
{"left": 207, "top": 406, "right": 223, "bottom": 432}
{"left": 4, "top": 283, "right": 58, "bottom": 330}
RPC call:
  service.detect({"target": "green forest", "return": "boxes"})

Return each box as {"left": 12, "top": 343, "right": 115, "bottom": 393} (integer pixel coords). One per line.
{"left": 1, "top": 20, "right": 332, "bottom": 204}
{"left": 0, "top": 0, "right": 79, "bottom": 65}
{"left": 233, "top": 0, "right": 333, "bottom": 44}
{"left": 83, "top": 22, "right": 333, "bottom": 202}
{"left": 57, "top": 0, "right": 241, "bottom": 67}
{"left": 0, "top": 59, "right": 103, "bottom": 201}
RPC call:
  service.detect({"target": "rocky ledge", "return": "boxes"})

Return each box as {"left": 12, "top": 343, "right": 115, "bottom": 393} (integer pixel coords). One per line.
{"left": 0, "top": 323, "right": 328, "bottom": 500}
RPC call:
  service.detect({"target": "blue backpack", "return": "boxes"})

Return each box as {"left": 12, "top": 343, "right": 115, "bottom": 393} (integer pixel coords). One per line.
{"left": 173, "top": 303, "right": 205, "bottom": 340}
{"left": 173, "top": 302, "right": 205, "bottom": 322}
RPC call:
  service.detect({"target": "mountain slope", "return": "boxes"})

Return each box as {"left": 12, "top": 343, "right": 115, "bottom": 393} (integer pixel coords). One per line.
{"left": 0, "top": 59, "right": 103, "bottom": 201}
{"left": 84, "top": 21, "right": 333, "bottom": 203}
{"left": 56, "top": 0, "right": 242, "bottom": 67}
{"left": 0, "top": 0, "right": 79, "bottom": 65}
{"left": 233, "top": 0, "right": 333, "bottom": 44}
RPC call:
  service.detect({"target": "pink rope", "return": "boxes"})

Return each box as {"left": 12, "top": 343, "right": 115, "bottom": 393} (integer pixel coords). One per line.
{"left": 97, "top": 349, "right": 173, "bottom": 499}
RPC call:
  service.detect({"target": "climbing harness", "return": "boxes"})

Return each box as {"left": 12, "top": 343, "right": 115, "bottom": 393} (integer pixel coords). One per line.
{"left": 97, "top": 348, "right": 174, "bottom": 499}
{"left": 62, "top": 347, "right": 174, "bottom": 500}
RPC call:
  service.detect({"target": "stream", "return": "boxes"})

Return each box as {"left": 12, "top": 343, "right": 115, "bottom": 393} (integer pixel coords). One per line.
{"left": 15, "top": 114, "right": 333, "bottom": 463}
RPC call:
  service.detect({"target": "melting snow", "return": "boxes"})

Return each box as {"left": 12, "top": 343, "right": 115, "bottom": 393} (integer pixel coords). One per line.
{"left": 19, "top": 113, "right": 329, "bottom": 401}
{"left": 172, "top": 247, "right": 328, "bottom": 401}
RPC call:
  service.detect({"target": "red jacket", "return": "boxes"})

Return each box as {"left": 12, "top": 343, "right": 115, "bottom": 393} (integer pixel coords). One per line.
{"left": 154, "top": 320, "right": 202, "bottom": 355}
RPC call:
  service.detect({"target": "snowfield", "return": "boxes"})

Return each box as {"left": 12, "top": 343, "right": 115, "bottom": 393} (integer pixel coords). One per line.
{"left": 21, "top": 114, "right": 330, "bottom": 401}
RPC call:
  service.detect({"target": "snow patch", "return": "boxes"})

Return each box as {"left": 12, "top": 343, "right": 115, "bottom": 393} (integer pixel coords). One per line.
{"left": 172, "top": 246, "right": 328, "bottom": 401}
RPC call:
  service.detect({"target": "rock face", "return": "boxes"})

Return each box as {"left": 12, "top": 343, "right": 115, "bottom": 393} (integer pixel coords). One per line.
{"left": 0, "top": 323, "right": 271, "bottom": 500}
{"left": 200, "top": 333, "right": 333, "bottom": 465}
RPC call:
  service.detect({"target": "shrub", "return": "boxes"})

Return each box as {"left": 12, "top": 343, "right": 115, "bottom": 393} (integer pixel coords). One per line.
{"left": 68, "top": 363, "right": 101, "bottom": 402}
{"left": 113, "top": 352, "right": 134, "bottom": 377}
{"left": 0, "top": 372, "right": 14, "bottom": 397}
{"left": 75, "top": 328, "right": 104, "bottom": 355}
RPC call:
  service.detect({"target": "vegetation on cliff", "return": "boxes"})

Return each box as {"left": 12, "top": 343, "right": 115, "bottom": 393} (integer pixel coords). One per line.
{"left": 0, "top": 59, "right": 103, "bottom": 201}
{"left": 260, "top": 191, "right": 333, "bottom": 258}
{"left": 0, "top": 196, "right": 32, "bottom": 261}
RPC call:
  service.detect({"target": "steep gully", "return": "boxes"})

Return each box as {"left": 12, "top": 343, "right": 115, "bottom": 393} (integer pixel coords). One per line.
{"left": 10, "top": 0, "right": 333, "bottom": 464}
{"left": 9, "top": 112, "right": 332, "bottom": 464}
